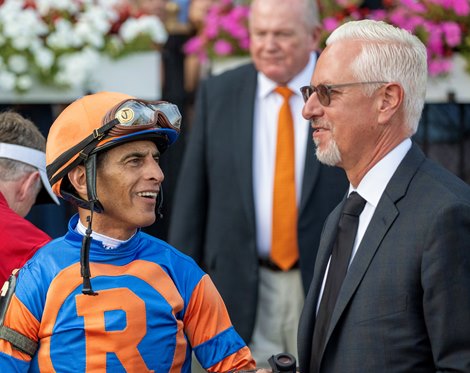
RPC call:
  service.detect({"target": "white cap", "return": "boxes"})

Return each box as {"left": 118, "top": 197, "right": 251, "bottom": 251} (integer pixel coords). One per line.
{"left": 0, "top": 142, "right": 60, "bottom": 205}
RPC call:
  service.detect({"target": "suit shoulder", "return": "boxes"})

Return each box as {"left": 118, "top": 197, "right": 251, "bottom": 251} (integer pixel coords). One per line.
{"left": 418, "top": 158, "right": 470, "bottom": 202}
{"left": 203, "top": 63, "right": 256, "bottom": 88}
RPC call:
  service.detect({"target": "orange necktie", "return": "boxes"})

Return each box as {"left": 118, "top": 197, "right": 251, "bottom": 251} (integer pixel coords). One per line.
{"left": 271, "top": 86, "right": 299, "bottom": 271}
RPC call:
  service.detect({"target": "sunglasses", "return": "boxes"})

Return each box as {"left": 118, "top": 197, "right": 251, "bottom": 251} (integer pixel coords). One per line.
{"left": 299, "top": 81, "right": 388, "bottom": 106}
{"left": 104, "top": 99, "right": 182, "bottom": 136}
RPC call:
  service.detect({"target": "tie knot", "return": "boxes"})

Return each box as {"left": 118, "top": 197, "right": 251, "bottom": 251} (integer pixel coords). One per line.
{"left": 275, "top": 86, "right": 293, "bottom": 100}
{"left": 342, "top": 192, "right": 366, "bottom": 217}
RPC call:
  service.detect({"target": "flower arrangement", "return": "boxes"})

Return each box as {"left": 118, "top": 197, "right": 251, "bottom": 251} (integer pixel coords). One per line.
{"left": 183, "top": 0, "right": 250, "bottom": 62}
{"left": 184, "top": 0, "right": 469, "bottom": 77}
{"left": 0, "top": 0, "right": 168, "bottom": 94}
{"left": 319, "top": 0, "right": 470, "bottom": 76}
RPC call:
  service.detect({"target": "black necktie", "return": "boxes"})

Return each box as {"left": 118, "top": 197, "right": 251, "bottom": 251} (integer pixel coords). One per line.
{"left": 310, "top": 192, "right": 367, "bottom": 373}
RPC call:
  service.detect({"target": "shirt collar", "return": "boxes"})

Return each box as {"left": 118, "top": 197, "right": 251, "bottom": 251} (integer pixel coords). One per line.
{"left": 75, "top": 217, "right": 135, "bottom": 250}
{"left": 351, "top": 138, "right": 412, "bottom": 207}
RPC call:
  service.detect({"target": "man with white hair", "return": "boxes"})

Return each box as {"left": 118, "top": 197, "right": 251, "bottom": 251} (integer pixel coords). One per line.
{"left": 298, "top": 19, "right": 470, "bottom": 372}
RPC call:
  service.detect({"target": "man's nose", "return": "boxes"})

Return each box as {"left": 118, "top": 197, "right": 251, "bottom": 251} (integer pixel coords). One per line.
{"left": 147, "top": 158, "right": 165, "bottom": 183}
{"left": 302, "top": 91, "right": 324, "bottom": 121}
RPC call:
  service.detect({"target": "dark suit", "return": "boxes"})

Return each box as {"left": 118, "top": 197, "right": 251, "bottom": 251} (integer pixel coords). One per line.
{"left": 298, "top": 143, "right": 470, "bottom": 372}
{"left": 169, "top": 63, "right": 348, "bottom": 343}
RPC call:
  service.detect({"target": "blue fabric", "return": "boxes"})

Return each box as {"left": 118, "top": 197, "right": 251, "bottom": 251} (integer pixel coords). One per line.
{"left": 1, "top": 214, "right": 248, "bottom": 372}
{"left": 194, "top": 327, "right": 247, "bottom": 369}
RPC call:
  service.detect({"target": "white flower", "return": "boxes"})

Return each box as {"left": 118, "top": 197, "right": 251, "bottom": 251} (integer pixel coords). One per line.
{"left": 35, "top": 0, "right": 80, "bottom": 16}
{"left": 0, "top": 0, "right": 166, "bottom": 93}
{"left": 1, "top": 7, "right": 47, "bottom": 50}
{"left": 75, "top": 21, "right": 106, "bottom": 49}
{"left": 17, "top": 75, "right": 33, "bottom": 91}
{"left": 47, "top": 19, "right": 82, "bottom": 49}
{"left": 8, "top": 55, "right": 29, "bottom": 74}
{"left": 34, "top": 47, "right": 55, "bottom": 70}
{"left": 84, "top": 4, "right": 118, "bottom": 33}
{"left": 0, "top": 71, "right": 16, "bottom": 91}
{"left": 55, "top": 48, "right": 101, "bottom": 88}
{"left": 119, "top": 16, "right": 168, "bottom": 45}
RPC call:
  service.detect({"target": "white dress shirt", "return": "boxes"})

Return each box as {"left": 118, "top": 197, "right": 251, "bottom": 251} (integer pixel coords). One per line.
{"left": 317, "top": 138, "right": 412, "bottom": 312}
{"left": 253, "top": 53, "right": 317, "bottom": 258}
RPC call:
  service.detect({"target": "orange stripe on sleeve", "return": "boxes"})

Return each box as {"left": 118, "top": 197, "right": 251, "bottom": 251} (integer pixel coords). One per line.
{"left": 183, "top": 274, "right": 233, "bottom": 348}
{"left": 0, "top": 294, "right": 40, "bottom": 361}
{"left": 208, "top": 346, "right": 256, "bottom": 372}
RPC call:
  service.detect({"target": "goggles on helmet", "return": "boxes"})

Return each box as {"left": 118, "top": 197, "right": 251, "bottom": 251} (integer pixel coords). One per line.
{"left": 47, "top": 100, "right": 181, "bottom": 188}
{"left": 103, "top": 99, "right": 181, "bottom": 136}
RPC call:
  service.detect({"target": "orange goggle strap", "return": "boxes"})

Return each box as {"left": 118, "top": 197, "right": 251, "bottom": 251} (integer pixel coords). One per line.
{"left": 47, "top": 119, "right": 119, "bottom": 188}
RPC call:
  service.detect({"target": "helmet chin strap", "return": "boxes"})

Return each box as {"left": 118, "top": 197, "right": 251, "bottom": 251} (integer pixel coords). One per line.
{"left": 85, "top": 154, "right": 103, "bottom": 213}
{"left": 156, "top": 186, "right": 163, "bottom": 220}
{"left": 79, "top": 155, "right": 102, "bottom": 296}
{"left": 80, "top": 204, "right": 98, "bottom": 296}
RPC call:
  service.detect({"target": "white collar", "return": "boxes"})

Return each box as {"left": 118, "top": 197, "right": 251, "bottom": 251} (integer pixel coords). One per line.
{"left": 351, "top": 138, "right": 412, "bottom": 206}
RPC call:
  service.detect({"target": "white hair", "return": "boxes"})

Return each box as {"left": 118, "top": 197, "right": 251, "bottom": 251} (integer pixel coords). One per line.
{"left": 249, "top": 0, "right": 320, "bottom": 30}
{"left": 326, "top": 20, "right": 428, "bottom": 135}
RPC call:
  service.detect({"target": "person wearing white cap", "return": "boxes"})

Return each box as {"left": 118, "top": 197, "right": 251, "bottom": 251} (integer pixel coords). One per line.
{"left": 0, "top": 111, "right": 60, "bottom": 284}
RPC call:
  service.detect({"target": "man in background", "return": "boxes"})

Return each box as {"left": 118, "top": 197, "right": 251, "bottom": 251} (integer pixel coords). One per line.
{"left": 169, "top": 0, "right": 348, "bottom": 365}
{"left": 0, "top": 111, "right": 60, "bottom": 283}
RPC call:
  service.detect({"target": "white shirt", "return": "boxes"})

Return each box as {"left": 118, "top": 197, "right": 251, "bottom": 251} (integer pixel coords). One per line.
{"left": 75, "top": 218, "right": 134, "bottom": 250}
{"left": 317, "top": 138, "right": 412, "bottom": 312}
{"left": 253, "top": 53, "right": 317, "bottom": 258}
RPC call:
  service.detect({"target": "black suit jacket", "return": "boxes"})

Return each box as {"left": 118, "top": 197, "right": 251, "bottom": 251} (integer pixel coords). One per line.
{"left": 169, "top": 63, "right": 348, "bottom": 343}
{"left": 298, "top": 143, "right": 470, "bottom": 372}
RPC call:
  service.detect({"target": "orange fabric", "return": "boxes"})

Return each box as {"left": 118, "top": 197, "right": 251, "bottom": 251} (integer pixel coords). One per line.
{"left": 36, "top": 261, "right": 186, "bottom": 373}
{"left": 46, "top": 91, "right": 134, "bottom": 196}
{"left": 208, "top": 346, "right": 256, "bottom": 372}
{"left": 184, "top": 275, "right": 255, "bottom": 371}
{"left": 0, "top": 294, "right": 39, "bottom": 362}
{"left": 183, "top": 275, "right": 232, "bottom": 347}
{"left": 76, "top": 288, "right": 152, "bottom": 372}
{"left": 271, "top": 86, "right": 299, "bottom": 271}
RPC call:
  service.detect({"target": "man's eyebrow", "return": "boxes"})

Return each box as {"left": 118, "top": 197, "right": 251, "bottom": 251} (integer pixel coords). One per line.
{"left": 120, "top": 150, "right": 160, "bottom": 161}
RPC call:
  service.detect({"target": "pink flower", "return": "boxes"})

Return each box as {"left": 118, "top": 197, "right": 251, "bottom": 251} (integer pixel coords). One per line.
{"left": 213, "top": 40, "right": 233, "bottom": 56}
{"left": 452, "top": 0, "right": 470, "bottom": 16}
{"left": 398, "top": 0, "right": 426, "bottom": 12}
{"left": 184, "top": 0, "right": 470, "bottom": 76}
{"left": 369, "top": 10, "right": 388, "bottom": 21}
{"left": 183, "top": 0, "right": 250, "bottom": 61}
{"left": 426, "top": 25, "right": 445, "bottom": 56}
{"left": 442, "top": 21, "right": 462, "bottom": 47}
{"left": 183, "top": 36, "right": 205, "bottom": 54}
{"left": 323, "top": 17, "right": 341, "bottom": 32}
{"left": 428, "top": 58, "right": 453, "bottom": 76}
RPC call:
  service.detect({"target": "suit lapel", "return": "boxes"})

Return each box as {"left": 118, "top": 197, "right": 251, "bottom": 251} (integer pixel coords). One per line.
{"left": 325, "top": 195, "right": 399, "bottom": 344}
{"left": 298, "top": 201, "right": 344, "bottom": 369}
{"left": 323, "top": 143, "right": 426, "bottom": 349}
{"left": 311, "top": 202, "right": 343, "bottom": 303}
{"left": 232, "top": 65, "right": 258, "bottom": 229}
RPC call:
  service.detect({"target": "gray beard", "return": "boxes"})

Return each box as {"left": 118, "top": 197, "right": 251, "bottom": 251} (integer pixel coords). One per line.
{"left": 314, "top": 137, "right": 342, "bottom": 166}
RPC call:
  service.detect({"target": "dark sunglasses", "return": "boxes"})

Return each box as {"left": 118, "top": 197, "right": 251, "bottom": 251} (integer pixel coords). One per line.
{"left": 300, "top": 81, "right": 388, "bottom": 106}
